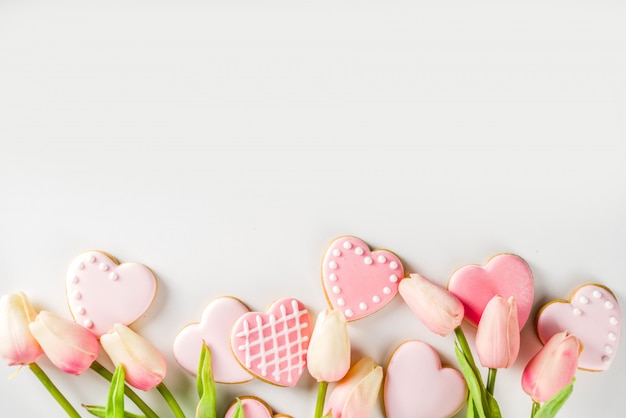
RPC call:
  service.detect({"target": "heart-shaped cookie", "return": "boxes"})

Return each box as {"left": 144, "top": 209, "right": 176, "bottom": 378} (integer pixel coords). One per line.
{"left": 173, "top": 297, "right": 253, "bottom": 383}
{"left": 321, "top": 236, "right": 404, "bottom": 321}
{"left": 447, "top": 253, "right": 533, "bottom": 329}
{"left": 66, "top": 251, "right": 157, "bottom": 337}
{"left": 384, "top": 341, "right": 467, "bottom": 418}
{"left": 224, "top": 397, "right": 292, "bottom": 418}
{"left": 536, "top": 284, "right": 621, "bottom": 371}
{"left": 230, "top": 298, "right": 311, "bottom": 387}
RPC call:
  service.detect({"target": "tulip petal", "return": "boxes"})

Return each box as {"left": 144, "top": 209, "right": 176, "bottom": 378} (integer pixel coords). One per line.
{"left": 0, "top": 292, "right": 44, "bottom": 366}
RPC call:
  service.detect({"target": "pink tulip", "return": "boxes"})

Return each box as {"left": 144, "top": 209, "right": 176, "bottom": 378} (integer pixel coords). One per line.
{"left": 521, "top": 331, "right": 581, "bottom": 402}
{"left": 399, "top": 273, "right": 465, "bottom": 336}
{"left": 29, "top": 311, "right": 99, "bottom": 375}
{"left": 475, "top": 295, "right": 520, "bottom": 369}
{"left": 0, "top": 292, "right": 44, "bottom": 366}
{"left": 307, "top": 309, "right": 351, "bottom": 383}
{"left": 100, "top": 324, "right": 167, "bottom": 391}
{"left": 325, "top": 357, "right": 383, "bottom": 418}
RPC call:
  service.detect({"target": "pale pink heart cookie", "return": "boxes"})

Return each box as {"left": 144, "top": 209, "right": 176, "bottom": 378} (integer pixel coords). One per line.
{"left": 321, "top": 236, "right": 404, "bottom": 321}
{"left": 230, "top": 298, "right": 311, "bottom": 387}
{"left": 537, "top": 284, "right": 621, "bottom": 371}
{"left": 224, "top": 397, "right": 292, "bottom": 418}
{"left": 448, "top": 253, "right": 533, "bottom": 329}
{"left": 384, "top": 340, "right": 467, "bottom": 418}
{"left": 66, "top": 251, "right": 157, "bottom": 337}
{"left": 173, "top": 297, "right": 253, "bottom": 383}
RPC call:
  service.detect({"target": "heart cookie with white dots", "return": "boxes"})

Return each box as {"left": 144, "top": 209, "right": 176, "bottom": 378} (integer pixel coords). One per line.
{"left": 66, "top": 251, "right": 157, "bottom": 337}
{"left": 536, "top": 284, "right": 621, "bottom": 371}
{"left": 321, "top": 236, "right": 404, "bottom": 321}
{"left": 224, "top": 397, "right": 292, "bottom": 418}
{"left": 230, "top": 298, "right": 311, "bottom": 387}
{"left": 384, "top": 341, "right": 467, "bottom": 418}
{"left": 173, "top": 297, "right": 253, "bottom": 383}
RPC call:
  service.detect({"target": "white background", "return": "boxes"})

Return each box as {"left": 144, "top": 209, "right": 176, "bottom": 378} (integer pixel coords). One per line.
{"left": 1, "top": 0, "right": 625, "bottom": 417}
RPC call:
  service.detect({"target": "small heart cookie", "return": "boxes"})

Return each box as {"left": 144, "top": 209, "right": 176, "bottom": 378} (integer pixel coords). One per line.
{"left": 536, "top": 284, "right": 621, "bottom": 371}
{"left": 66, "top": 251, "right": 157, "bottom": 337}
{"left": 173, "top": 297, "right": 253, "bottom": 383}
{"left": 230, "top": 298, "right": 311, "bottom": 387}
{"left": 224, "top": 397, "right": 292, "bottom": 418}
{"left": 384, "top": 341, "right": 467, "bottom": 418}
{"left": 321, "top": 236, "right": 404, "bottom": 321}
{"left": 447, "top": 253, "right": 533, "bottom": 328}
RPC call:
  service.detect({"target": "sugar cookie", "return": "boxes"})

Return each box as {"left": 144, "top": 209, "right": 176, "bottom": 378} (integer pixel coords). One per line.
{"left": 321, "top": 236, "right": 404, "bottom": 321}
{"left": 224, "top": 396, "right": 292, "bottom": 418}
{"left": 536, "top": 284, "right": 621, "bottom": 371}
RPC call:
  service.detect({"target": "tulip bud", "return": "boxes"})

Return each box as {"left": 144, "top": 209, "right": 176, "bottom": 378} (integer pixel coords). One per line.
{"left": 325, "top": 357, "right": 383, "bottom": 418}
{"left": 0, "top": 292, "right": 44, "bottom": 366}
{"left": 29, "top": 311, "right": 99, "bottom": 375}
{"left": 307, "top": 309, "right": 351, "bottom": 383}
{"left": 521, "top": 331, "right": 581, "bottom": 402}
{"left": 475, "top": 295, "right": 520, "bottom": 369}
{"left": 100, "top": 324, "right": 167, "bottom": 391}
{"left": 399, "top": 273, "right": 464, "bottom": 336}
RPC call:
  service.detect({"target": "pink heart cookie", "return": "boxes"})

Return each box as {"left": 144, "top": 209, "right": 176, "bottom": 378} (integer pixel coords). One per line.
{"left": 173, "top": 297, "right": 253, "bottom": 383}
{"left": 66, "top": 251, "right": 157, "bottom": 337}
{"left": 321, "top": 236, "right": 404, "bottom": 321}
{"left": 224, "top": 397, "right": 292, "bottom": 418}
{"left": 230, "top": 298, "right": 311, "bottom": 387}
{"left": 384, "top": 340, "right": 467, "bottom": 418}
{"left": 536, "top": 284, "right": 621, "bottom": 371}
{"left": 447, "top": 253, "right": 533, "bottom": 328}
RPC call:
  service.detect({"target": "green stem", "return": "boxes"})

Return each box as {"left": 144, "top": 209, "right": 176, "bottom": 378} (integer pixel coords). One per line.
{"left": 454, "top": 326, "right": 479, "bottom": 370}
{"left": 157, "top": 382, "right": 186, "bottom": 418}
{"left": 486, "top": 368, "right": 497, "bottom": 395}
{"left": 531, "top": 400, "right": 541, "bottom": 417}
{"left": 90, "top": 361, "right": 159, "bottom": 418}
{"left": 314, "top": 381, "right": 329, "bottom": 418}
{"left": 29, "top": 363, "right": 81, "bottom": 418}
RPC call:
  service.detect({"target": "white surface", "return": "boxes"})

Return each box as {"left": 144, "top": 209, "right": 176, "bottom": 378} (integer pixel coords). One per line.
{"left": 1, "top": 0, "right": 625, "bottom": 417}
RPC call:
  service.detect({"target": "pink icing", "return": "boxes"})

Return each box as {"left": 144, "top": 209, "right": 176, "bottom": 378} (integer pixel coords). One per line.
{"left": 66, "top": 251, "right": 157, "bottom": 337}
{"left": 447, "top": 253, "right": 533, "bottom": 328}
{"left": 537, "top": 284, "right": 621, "bottom": 371}
{"left": 224, "top": 398, "right": 273, "bottom": 418}
{"left": 384, "top": 341, "right": 467, "bottom": 418}
{"left": 173, "top": 297, "right": 253, "bottom": 383}
{"left": 321, "top": 236, "right": 403, "bottom": 321}
{"left": 230, "top": 298, "right": 311, "bottom": 387}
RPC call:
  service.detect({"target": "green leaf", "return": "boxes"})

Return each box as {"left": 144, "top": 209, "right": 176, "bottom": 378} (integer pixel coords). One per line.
{"left": 534, "top": 378, "right": 575, "bottom": 418}
{"left": 83, "top": 404, "right": 145, "bottom": 418}
{"left": 466, "top": 395, "right": 475, "bottom": 418}
{"left": 195, "top": 343, "right": 216, "bottom": 418}
{"left": 486, "top": 391, "right": 502, "bottom": 418}
{"left": 232, "top": 398, "right": 245, "bottom": 418}
{"left": 196, "top": 340, "right": 207, "bottom": 399}
{"left": 106, "top": 364, "right": 126, "bottom": 418}
{"left": 455, "top": 344, "right": 487, "bottom": 418}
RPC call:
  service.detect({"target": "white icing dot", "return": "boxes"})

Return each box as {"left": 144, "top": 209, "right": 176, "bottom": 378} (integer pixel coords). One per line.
{"left": 329, "top": 273, "right": 337, "bottom": 282}
{"left": 87, "top": 254, "right": 96, "bottom": 263}
{"left": 345, "top": 309, "right": 354, "bottom": 318}
{"left": 610, "top": 316, "right": 619, "bottom": 325}
{"left": 71, "top": 276, "right": 79, "bottom": 284}
{"left": 76, "top": 306, "right": 86, "bottom": 315}
{"left": 329, "top": 261, "right": 338, "bottom": 270}
{"left": 605, "top": 301, "right": 614, "bottom": 310}
{"left": 99, "top": 263, "right": 109, "bottom": 271}
{"left": 364, "top": 256, "right": 373, "bottom": 265}
{"left": 332, "top": 285, "right": 341, "bottom": 294}
{"left": 609, "top": 332, "right": 617, "bottom": 341}
{"left": 83, "top": 319, "right": 93, "bottom": 329}
{"left": 383, "top": 286, "right": 391, "bottom": 295}
{"left": 78, "top": 263, "right": 85, "bottom": 270}
{"left": 359, "top": 302, "right": 368, "bottom": 310}
{"left": 389, "top": 261, "right": 398, "bottom": 269}
{"left": 572, "top": 307, "right": 582, "bottom": 316}
{"left": 605, "top": 345, "right": 614, "bottom": 354}
{"left": 332, "top": 248, "right": 341, "bottom": 257}
{"left": 593, "top": 290, "right": 602, "bottom": 298}
{"left": 337, "top": 298, "right": 345, "bottom": 306}
{"left": 72, "top": 291, "right": 82, "bottom": 300}
{"left": 389, "top": 274, "right": 398, "bottom": 283}
{"left": 343, "top": 241, "right": 352, "bottom": 250}
{"left": 602, "top": 356, "right": 611, "bottom": 364}
{"left": 377, "top": 255, "right": 387, "bottom": 263}
{"left": 354, "top": 247, "right": 364, "bottom": 256}
{"left": 372, "top": 295, "right": 381, "bottom": 303}
{"left": 579, "top": 296, "right": 589, "bottom": 304}
{"left": 109, "top": 272, "right": 119, "bottom": 281}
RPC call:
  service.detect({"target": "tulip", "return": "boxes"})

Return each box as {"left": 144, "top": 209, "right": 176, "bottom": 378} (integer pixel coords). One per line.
{"left": 308, "top": 309, "right": 351, "bottom": 383}
{"left": 475, "top": 295, "right": 520, "bottom": 369}
{"left": 0, "top": 292, "right": 44, "bottom": 366}
{"left": 100, "top": 323, "right": 167, "bottom": 391}
{"left": 399, "top": 273, "right": 464, "bottom": 336}
{"left": 29, "top": 311, "right": 99, "bottom": 375}
{"left": 325, "top": 357, "right": 383, "bottom": 418}
{"left": 521, "top": 331, "right": 581, "bottom": 403}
